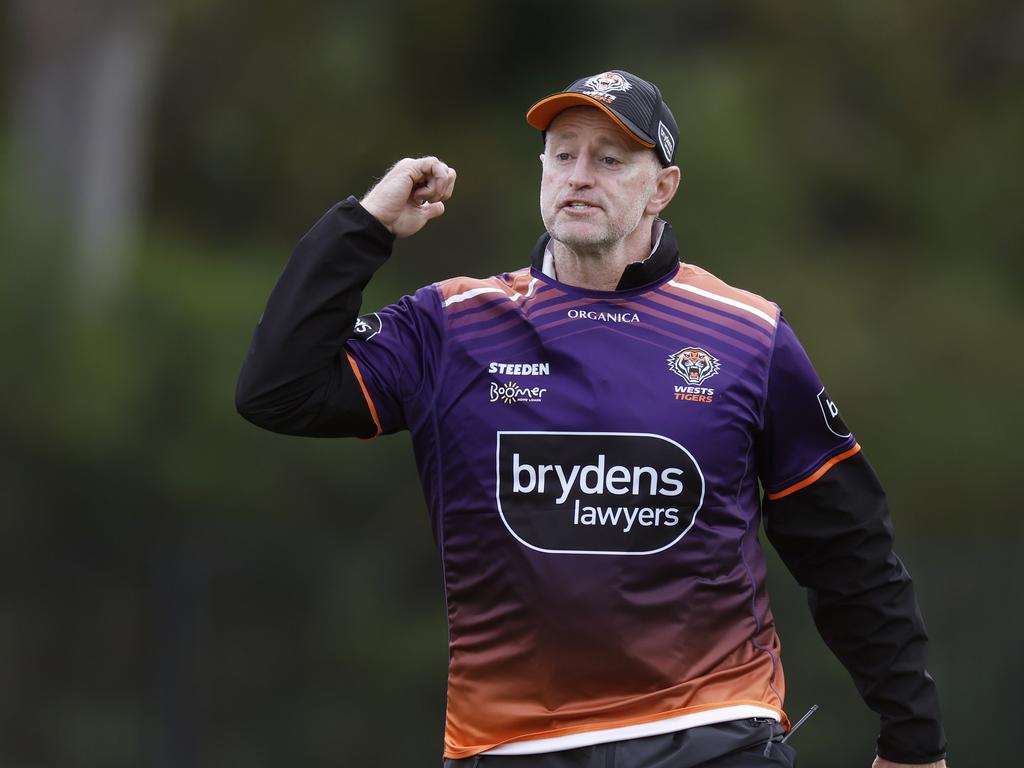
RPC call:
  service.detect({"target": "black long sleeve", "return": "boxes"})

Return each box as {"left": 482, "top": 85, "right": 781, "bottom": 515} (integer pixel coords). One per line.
{"left": 763, "top": 452, "right": 946, "bottom": 764}
{"left": 235, "top": 197, "right": 394, "bottom": 437}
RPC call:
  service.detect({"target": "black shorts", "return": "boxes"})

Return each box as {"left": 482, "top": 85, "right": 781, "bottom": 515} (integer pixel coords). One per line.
{"left": 443, "top": 719, "right": 797, "bottom": 768}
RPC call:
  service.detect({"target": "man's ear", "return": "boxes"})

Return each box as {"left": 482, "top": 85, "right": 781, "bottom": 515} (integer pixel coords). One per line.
{"left": 539, "top": 153, "right": 545, "bottom": 165}
{"left": 646, "top": 165, "right": 681, "bottom": 216}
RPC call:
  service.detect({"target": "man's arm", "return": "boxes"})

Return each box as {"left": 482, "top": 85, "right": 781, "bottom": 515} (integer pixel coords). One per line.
{"left": 757, "top": 316, "right": 947, "bottom": 766}
{"left": 235, "top": 157, "right": 456, "bottom": 436}
{"left": 763, "top": 453, "right": 947, "bottom": 766}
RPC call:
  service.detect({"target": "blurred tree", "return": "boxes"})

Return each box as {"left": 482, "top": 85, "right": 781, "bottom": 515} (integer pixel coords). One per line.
{"left": 9, "top": 0, "right": 164, "bottom": 308}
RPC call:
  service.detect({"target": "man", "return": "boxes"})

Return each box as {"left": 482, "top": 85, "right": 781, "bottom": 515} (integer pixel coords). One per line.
{"left": 236, "top": 70, "right": 947, "bottom": 767}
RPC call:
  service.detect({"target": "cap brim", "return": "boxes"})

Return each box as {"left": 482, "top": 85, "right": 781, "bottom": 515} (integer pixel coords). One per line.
{"left": 526, "top": 93, "right": 656, "bottom": 149}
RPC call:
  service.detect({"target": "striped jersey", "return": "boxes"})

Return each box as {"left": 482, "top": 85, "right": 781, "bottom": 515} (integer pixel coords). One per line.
{"left": 343, "top": 227, "right": 859, "bottom": 759}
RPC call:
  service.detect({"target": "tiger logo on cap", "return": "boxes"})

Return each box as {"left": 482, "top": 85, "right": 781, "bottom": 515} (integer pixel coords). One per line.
{"left": 667, "top": 347, "right": 721, "bottom": 385}
{"left": 582, "top": 72, "right": 632, "bottom": 103}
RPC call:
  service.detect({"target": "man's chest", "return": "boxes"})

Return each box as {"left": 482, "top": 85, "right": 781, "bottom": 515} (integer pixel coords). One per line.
{"left": 439, "top": 307, "right": 766, "bottom": 448}
{"left": 428, "top": 307, "right": 769, "bottom": 536}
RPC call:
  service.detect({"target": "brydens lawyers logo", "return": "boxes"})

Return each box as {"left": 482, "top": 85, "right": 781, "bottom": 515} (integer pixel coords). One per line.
{"left": 496, "top": 431, "right": 704, "bottom": 555}
{"left": 581, "top": 72, "right": 632, "bottom": 104}
{"left": 658, "top": 120, "right": 675, "bottom": 161}
{"left": 817, "top": 387, "right": 852, "bottom": 438}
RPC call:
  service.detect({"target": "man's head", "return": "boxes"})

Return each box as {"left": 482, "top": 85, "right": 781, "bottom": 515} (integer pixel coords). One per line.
{"left": 528, "top": 70, "right": 681, "bottom": 255}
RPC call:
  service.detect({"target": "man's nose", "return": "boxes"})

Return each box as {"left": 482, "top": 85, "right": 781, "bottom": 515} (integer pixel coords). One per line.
{"left": 568, "top": 155, "right": 595, "bottom": 188}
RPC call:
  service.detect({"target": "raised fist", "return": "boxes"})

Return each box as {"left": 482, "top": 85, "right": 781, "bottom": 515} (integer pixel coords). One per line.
{"left": 360, "top": 156, "right": 457, "bottom": 238}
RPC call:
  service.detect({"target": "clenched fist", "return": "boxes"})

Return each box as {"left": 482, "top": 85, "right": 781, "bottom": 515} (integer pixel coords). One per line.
{"left": 360, "top": 156, "right": 457, "bottom": 238}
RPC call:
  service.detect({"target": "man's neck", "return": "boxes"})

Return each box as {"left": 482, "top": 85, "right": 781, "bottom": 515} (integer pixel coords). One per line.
{"left": 550, "top": 220, "right": 656, "bottom": 291}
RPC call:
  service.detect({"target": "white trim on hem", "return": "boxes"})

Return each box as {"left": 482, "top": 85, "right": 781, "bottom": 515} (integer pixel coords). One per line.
{"left": 481, "top": 704, "right": 781, "bottom": 756}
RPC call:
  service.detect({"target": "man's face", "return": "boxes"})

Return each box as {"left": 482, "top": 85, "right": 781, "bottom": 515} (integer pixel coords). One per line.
{"left": 539, "top": 106, "right": 660, "bottom": 253}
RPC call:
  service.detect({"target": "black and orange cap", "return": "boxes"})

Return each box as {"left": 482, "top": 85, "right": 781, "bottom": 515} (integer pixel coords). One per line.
{"left": 526, "top": 69, "right": 680, "bottom": 167}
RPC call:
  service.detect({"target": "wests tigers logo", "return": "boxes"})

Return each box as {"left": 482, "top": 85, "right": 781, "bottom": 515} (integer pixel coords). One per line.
{"left": 581, "top": 72, "right": 633, "bottom": 103}
{"left": 668, "top": 347, "right": 721, "bottom": 385}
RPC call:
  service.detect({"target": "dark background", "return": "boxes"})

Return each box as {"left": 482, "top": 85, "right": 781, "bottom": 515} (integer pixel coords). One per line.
{"left": 2, "top": 1, "right": 1020, "bottom": 765}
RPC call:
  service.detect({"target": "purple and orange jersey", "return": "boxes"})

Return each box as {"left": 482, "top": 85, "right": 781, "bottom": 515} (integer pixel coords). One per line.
{"left": 343, "top": 257, "right": 859, "bottom": 759}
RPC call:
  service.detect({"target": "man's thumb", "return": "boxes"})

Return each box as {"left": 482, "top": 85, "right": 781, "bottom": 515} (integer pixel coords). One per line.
{"left": 422, "top": 201, "right": 445, "bottom": 220}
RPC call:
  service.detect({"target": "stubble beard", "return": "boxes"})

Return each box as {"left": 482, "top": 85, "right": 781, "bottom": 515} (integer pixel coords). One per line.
{"left": 542, "top": 195, "right": 651, "bottom": 259}
{"left": 548, "top": 221, "right": 619, "bottom": 257}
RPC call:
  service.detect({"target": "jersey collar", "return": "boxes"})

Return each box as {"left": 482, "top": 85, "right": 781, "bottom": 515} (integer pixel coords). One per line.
{"left": 531, "top": 220, "right": 679, "bottom": 291}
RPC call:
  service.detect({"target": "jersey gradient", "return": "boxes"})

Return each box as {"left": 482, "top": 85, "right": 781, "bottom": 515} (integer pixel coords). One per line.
{"left": 344, "top": 260, "right": 859, "bottom": 759}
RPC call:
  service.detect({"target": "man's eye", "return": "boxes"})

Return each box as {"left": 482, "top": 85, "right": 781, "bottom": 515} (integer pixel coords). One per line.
{"left": 601, "top": 156, "right": 621, "bottom": 166}
{"left": 556, "top": 152, "right": 572, "bottom": 161}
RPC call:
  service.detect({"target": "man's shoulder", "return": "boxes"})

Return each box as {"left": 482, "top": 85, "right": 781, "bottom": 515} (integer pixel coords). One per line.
{"left": 435, "top": 267, "right": 534, "bottom": 310}
{"left": 671, "top": 263, "right": 780, "bottom": 331}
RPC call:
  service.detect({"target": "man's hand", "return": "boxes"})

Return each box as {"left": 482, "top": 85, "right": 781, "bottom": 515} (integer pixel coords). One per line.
{"left": 360, "top": 156, "right": 457, "bottom": 238}
{"left": 873, "top": 758, "right": 947, "bottom": 768}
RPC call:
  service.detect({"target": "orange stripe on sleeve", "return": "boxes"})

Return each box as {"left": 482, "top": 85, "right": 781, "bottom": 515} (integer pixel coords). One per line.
{"left": 766, "top": 443, "right": 862, "bottom": 500}
{"left": 344, "top": 352, "right": 382, "bottom": 438}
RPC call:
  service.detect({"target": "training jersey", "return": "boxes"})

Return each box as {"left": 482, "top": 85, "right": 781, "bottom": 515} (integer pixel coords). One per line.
{"left": 342, "top": 225, "right": 860, "bottom": 759}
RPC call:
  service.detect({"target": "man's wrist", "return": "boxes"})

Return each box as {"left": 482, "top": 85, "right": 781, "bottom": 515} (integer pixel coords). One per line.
{"left": 355, "top": 195, "right": 394, "bottom": 235}
{"left": 873, "top": 756, "right": 947, "bottom": 768}
{"left": 342, "top": 196, "right": 397, "bottom": 244}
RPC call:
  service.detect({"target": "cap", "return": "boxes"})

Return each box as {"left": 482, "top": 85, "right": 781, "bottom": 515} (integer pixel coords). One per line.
{"left": 527, "top": 70, "right": 679, "bottom": 167}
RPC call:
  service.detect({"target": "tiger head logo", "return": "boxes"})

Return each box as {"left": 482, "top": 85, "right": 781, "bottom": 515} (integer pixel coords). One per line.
{"left": 667, "top": 347, "right": 721, "bottom": 385}
{"left": 582, "top": 71, "right": 632, "bottom": 96}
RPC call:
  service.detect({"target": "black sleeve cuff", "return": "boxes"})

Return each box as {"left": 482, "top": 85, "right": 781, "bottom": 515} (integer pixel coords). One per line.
{"left": 339, "top": 195, "right": 398, "bottom": 246}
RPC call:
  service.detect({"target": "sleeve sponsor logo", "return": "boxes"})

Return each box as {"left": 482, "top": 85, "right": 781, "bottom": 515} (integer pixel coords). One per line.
{"left": 352, "top": 312, "right": 382, "bottom": 341}
{"left": 496, "top": 432, "right": 704, "bottom": 555}
{"left": 817, "top": 387, "right": 852, "bottom": 438}
{"left": 667, "top": 347, "right": 720, "bottom": 386}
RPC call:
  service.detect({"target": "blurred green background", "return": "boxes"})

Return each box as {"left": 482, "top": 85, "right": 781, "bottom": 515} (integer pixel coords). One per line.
{"left": 1, "top": 1, "right": 1020, "bottom": 765}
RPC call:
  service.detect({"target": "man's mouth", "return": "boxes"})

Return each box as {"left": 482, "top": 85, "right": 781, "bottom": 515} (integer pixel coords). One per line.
{"left": 562, "top": 200, "right": 599, "bottom": 211}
